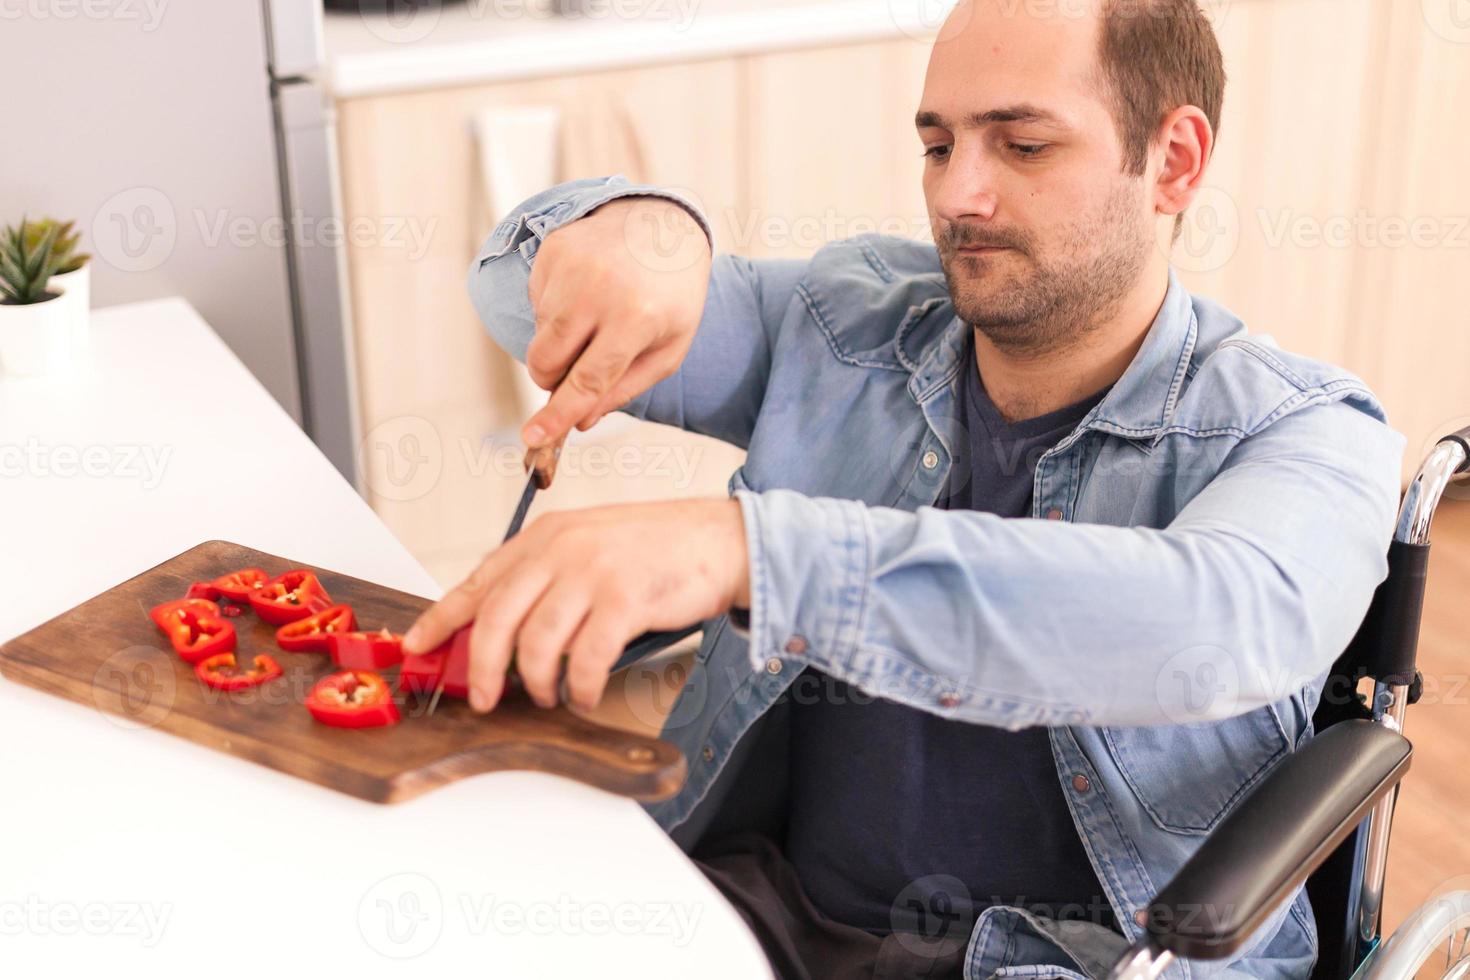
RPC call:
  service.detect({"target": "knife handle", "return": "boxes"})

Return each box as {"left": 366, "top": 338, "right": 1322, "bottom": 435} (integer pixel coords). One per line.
{"left": 523, "top": 435, "right": 567, "bottom": 490}
{"left": 615, "top": 623, "right": 704, "bottom": 670}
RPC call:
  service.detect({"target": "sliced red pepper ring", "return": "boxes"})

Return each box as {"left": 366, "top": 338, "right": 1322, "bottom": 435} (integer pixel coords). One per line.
{"left": 328, "top": 628, "right": 403, "bottom": 670}
{"left": 211, "top": 567, "right": 268, "bottom": 602}
{"left": 164, "top": 610, "right": 236, "bottom": 665}
{"left": 275, "top": 604, "right": 357, "bottom": 653}
{"left": 149, "top": 597, "right": 221, "bottom": 632}
{"left": 195, "top": 652, "right": 283, "bottom": 691}
{"left": 305, "top": 670, "right": 400, "bottom": 728}
{"left": 185, "top": 581, "right": 221, "bottom": 600}
{"left": 398, "top": 624, "right": 472, "bottom": 700}
{"left": 248, "top": 569, "right": 333, "bottom": 625}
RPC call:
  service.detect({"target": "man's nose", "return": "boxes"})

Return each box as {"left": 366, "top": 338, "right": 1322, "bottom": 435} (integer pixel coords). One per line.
{"left": 932, "top": 146, "right": 1000, "bottom": 224}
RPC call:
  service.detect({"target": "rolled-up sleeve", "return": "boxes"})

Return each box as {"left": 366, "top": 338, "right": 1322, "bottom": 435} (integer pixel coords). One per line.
{"left": 467, "top": 174, "right": 807, "bottom": 449}
{"left": 733, "top": 397, "right": 1405, "bottom": 729}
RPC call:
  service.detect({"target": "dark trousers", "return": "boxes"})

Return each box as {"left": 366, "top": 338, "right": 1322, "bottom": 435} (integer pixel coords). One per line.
{"left": 692, "top": 833, "right": 969, "bottom": 980}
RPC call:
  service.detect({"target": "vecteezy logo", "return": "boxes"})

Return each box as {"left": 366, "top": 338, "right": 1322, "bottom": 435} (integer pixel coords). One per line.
{"left": 890, "top": 874, "right": 971, "bottom": 958}
{"left": 622, "top": 187, "right": 711, "bottom": 275}
{"left": 363, "top": 0, "right": 443, "bottom": 45}
{"left": 92, "top": 645, "right": 177, "bottom": 730}
{"left": 356, "top": 415, "right": 443, "bottom": 503}
{"left": 890, "top": 0, "right": 970, "bottom": 43}
{"left": 619, "top": 650, "right": 709, "bottom": 734}
{"left": 1163, "top": 186, "right": 1240, "bottom": 274}
{"left": 1154, "top": 644, "right": 1240, "bottom": 725}
{"left": 357, "top": 872, "right": 443, "bottom": 958}
{"left": 92, "top": 187, "right": 177, "bottom": 273}
{"left": 1423, "top": 0, "right": 1470, "bottom": 44}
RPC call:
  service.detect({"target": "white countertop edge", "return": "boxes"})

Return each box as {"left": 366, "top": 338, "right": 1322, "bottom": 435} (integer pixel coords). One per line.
{"left": 327, "top": 0, "right": 944, "bottom": 98}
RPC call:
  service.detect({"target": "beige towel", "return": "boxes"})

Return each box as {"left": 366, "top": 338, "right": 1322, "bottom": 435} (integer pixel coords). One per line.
{"left": 472, "top": 100, "right": 649, "bottom": 431}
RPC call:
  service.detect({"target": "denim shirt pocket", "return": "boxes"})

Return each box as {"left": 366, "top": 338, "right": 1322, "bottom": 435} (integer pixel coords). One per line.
{"left": 1100, "top": 704, "right": 1291, "bottom": 835}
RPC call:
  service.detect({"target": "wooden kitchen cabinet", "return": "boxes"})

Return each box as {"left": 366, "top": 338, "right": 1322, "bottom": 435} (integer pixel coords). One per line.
{"left": 741, "top": 37, "right": 934, "bottom": 258}
{"left": 1348, "top": 0, "right": 1470, "bottom": 472}
{"left": 337, "top": 55, "right": 744, "bottom": 435}
{"left": 1175, "top": 0, "right": 1385, "bottom": 371}
{"left": 336, "top": 58, "right": 747, "bottom": 584}
{"left": 1178, "top": 0, "right": 1470, "bottom": 479}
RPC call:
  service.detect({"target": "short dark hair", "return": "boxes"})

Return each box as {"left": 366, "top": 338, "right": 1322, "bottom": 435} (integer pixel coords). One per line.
{"left": 1095, "top": 0, "right": 1225, "bottom": 176}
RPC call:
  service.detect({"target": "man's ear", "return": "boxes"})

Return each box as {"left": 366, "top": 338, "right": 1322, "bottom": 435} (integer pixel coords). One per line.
{"left": 1153, "top": 105, "right": 1213, "bottom": 219}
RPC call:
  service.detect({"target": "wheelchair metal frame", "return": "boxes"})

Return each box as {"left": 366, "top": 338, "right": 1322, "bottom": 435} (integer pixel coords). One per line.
{"left": 1107, "top": 431, "right": 1470, "bottom": 980}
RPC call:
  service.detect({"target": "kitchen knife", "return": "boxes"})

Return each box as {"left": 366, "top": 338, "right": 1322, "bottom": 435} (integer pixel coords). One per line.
{"left": 426, "top": 438, "right": 565, "bottom": 715}
{"left": 425, "top": 435, "right": 704, "bottom": 715}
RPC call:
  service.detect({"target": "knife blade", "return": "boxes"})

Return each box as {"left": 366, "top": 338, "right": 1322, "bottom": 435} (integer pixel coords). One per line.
{"left": 505, "top": 439, "right": 564, "bottom": 541}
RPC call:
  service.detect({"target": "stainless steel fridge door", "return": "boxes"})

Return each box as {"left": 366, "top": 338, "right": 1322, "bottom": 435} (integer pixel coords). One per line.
{"left": 274, "top": 81, "right": 363, "bottom": 489}
{"left": 264, "top": 0, "right": 326, "bottom": 78}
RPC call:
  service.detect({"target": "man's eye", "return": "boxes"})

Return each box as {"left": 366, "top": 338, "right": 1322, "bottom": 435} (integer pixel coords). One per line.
{"left": 923, "top": 144, "right": 952, "bottom": 161}
{"left": 1009, "top": 142, "right": 1048, "bottom": 158}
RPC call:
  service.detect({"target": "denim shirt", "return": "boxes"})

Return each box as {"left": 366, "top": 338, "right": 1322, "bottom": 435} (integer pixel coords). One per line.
{"left": 468, "top": 176, "right": 1405, "bottom": 980}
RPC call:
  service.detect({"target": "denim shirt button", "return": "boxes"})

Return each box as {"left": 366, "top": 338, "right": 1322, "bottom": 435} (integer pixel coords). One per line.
{"left": 702, "top": 746, "right": 715, "bottom": 763}
{"left": 784, "top": 635, "right": 808, "bottom": 655}
{"left": 921, "top": 450, "right": 939, "bottom": 470}
{"left": 1134, "top": 909, "right": 1149, "bottom": 927}
{"left": 938, "top": 692, "right": 960, "bottom": 709}
{"left": 765, "top": 657, "right": 783, "bottom": 675}
{"left": 1047, "top": 508, "right": 1064, "bottom": 520}
{"left": 1071, "top": 773, "right": 1091, "bottom": 793}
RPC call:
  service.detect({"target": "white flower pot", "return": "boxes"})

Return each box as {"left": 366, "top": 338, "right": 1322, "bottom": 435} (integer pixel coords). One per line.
{"left": 0, "top": 292, "right": 74, "bottom": 377}
{"left": 50, "top": 263, "right": 91, "bottom": 354}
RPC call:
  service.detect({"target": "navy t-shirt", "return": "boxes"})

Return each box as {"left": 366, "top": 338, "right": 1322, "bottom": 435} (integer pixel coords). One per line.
{"left": 783, "top": 335, "right": 1116, "bottom": 936}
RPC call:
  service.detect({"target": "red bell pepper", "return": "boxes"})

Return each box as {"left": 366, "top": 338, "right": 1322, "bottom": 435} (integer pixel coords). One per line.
{"left": 185, "top": 581, "right": 221, "bottom": 600}
{"left": 163, "top": 610, "right": 236, "bottom": 664}
{"left": 305, "top": 670, "right": 400, "bottom": 728}
{"left": 327, "top": 627, "right": 403, "bottom": 670}
{"left": 275, "top": 604, "right": 357, "bottom": 653}
{"left": 398, "top": 624, "right": 472, "bottom": 699}
{"left": 195, "top": 652, "right": 283, "bottom": 691}
{"left": 149, "top": 597, "right": 221, "bottom": 632}
{"left": 248, "top": 570, "right": 333, "bottom": 625}
{"left": 211, "top": 567, "right": 268, "bottom": 602}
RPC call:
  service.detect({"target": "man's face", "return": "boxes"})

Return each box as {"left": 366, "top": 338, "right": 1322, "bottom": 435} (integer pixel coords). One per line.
{"left": 918, "top": 1, "right": 1155, "bottom": 353}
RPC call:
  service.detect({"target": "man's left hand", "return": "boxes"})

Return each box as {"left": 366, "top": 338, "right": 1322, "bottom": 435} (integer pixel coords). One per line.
{"left": 402, "top": 498, "right": 750, "bottom": 713}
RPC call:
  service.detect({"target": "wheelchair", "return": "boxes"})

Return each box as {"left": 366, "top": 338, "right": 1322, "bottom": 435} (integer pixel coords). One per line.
{"left": 1108, "top": 427, "right": 1470, "bottom": 980}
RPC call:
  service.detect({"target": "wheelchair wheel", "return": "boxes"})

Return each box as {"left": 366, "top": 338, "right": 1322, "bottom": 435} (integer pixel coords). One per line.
{"left": 1359, "top": 891, "right": 1470, "bottom": 980}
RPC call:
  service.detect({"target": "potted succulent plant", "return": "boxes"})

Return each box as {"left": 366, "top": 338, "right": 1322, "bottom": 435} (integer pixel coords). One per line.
{"left": 25, "top": 218, "right": 91, "bottom": 351}
{"left": 0, "top": 218, "right": 74, "bottom": 377}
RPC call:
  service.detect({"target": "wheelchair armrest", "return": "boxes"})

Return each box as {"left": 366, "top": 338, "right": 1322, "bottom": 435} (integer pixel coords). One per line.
{"left": 1143, "top": 719, "right": 1412, "bottom": 961}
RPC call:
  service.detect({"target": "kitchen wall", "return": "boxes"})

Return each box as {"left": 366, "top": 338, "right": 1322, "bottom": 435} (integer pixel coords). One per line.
{"left": 0, "top": 3, "right": 304, "bottom": 421}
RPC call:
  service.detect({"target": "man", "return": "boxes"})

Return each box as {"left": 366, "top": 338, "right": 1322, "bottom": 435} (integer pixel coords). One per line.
{"left": 403, "top": 0, "right": 1404, "bottom": 977}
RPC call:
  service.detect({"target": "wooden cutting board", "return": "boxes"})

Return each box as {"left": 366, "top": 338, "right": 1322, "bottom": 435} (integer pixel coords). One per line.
{"left": 0, "top": 540, "right": 687, "bottom": 804}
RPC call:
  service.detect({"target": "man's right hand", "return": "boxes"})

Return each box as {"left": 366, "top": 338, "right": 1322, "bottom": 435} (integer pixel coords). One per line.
{"left": 519, "top": 195, "right": 712, "bottom": 449}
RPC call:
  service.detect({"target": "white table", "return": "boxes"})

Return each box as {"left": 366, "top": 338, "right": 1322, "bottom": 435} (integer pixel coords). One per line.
{"left": 0, "top": 299, "right": 768, "bottom": 979}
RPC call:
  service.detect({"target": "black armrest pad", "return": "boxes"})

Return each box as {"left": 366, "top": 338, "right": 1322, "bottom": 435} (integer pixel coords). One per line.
{"left": 1145, "top": 719, "right": 1411, "bottom": 960}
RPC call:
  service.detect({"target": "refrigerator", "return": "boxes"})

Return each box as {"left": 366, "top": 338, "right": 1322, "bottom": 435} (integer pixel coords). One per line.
{"left": 1, "top": 0, "right": 361, "bottom": 487}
